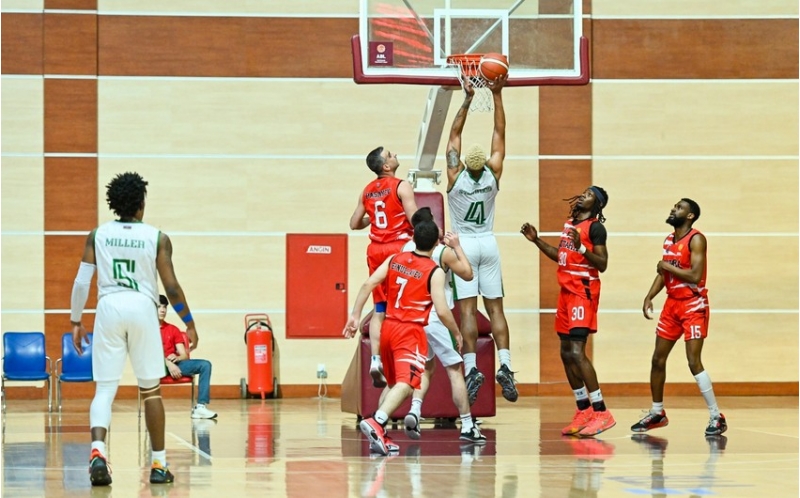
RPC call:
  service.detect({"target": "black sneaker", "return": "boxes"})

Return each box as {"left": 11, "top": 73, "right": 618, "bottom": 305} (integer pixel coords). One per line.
{"left": 149, "top": 462, "right": 174, "bottom": 484}
{"left": 403, "top": 412, "right": 421, "bottom": 440}
{"left": 631, "top": 410, "right": 669, "bottom": 433}
{"left": 704, "top": 413, "right": 727, "bottom": 436}
{"left": 89, "top": 450, "right": 112, "bottom": 486}
{"left": 496, "top": 365, "right": 518, "bottom": 402}
{"left": 460, "top": 426, "right": 487, "bottom": 445}
{"left": 464, "top": 368, "right": 485, "bottom": 405}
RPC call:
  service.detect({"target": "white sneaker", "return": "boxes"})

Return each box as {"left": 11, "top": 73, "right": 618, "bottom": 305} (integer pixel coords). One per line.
{"left": 191, "top": 404, "right": 218, "bottom": 419}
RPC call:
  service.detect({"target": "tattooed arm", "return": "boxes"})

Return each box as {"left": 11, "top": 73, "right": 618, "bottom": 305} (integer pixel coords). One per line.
{"left": 446, "top": 80, "right": 474, "bottom": 190}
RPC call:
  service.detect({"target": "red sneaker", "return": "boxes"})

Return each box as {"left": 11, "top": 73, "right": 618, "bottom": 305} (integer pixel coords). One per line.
{"left": 562, "top": 408, "right": 594, "bottom": 436}
{"left": 360, "top": 418, "right": 392, "bottom": 455}
{"left": 578, "top": 410, "right": 616, "bottom": 437}
{"left": 631, "top": 410, "right": 669, "bottom": 433}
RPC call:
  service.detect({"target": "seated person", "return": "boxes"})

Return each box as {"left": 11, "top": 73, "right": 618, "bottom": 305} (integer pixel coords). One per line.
{"left": 159, "top": 294, "right": 217, "bottom": 419}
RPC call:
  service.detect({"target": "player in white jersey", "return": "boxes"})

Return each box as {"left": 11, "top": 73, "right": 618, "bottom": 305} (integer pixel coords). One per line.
{"left": 400, "top": 208, "right": 486, "bottom": 444}
{"left": 445, "top": 74, "right": 518, "bottom": 404}
{"left": 69, "top": 172, "right": 198, "bottom": 487}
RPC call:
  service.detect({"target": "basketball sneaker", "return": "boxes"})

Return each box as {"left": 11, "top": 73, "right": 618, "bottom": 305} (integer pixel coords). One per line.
{"left": 149, "top": 461, "right": 174, "bottom": 484}
{"left": 403, "top": 412, "right": 421, "bottom": 440}
{"left": 369, "top": 365, "right": 387, "bottom": 389}
{"left": 459, "top": 426, "right": 487, "bottom": 445}
{"left": 577, "top": 410, "right": 616, "bottom": 437}
{"left": 704, "top": 413, "right": 727, "bottom": 436}
{"left": 496, "top": 365, "right": 519, "bottom": 402}
{"left": 464, "top": 367, "right": 485, "bottom": 405}
{"left": 88, "top": 449, "right": 112, "bottom": 486}
{"left": 191, "top": 404, "right": 217, "bottom": 419}
{"left": 360, "top": 417, "right": 392, "bottom": 456}
{"left": 562, "top": 408, "right": 594, "bottom": 436}
{"left": 631, "top": 410, "right": 669, "bottom": 433}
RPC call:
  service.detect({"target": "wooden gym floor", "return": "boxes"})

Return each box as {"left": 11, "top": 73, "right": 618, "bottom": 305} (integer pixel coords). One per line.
{"left": 1, "top": 396, "right": 797, "bottom": 497}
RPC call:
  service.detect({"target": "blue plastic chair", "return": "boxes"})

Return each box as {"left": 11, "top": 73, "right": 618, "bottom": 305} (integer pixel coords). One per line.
{"left": 2, "top": 332, "right": 52, "bottom": 413}
{"left": 55, "top": 332, "right": 93, "bottom": 412}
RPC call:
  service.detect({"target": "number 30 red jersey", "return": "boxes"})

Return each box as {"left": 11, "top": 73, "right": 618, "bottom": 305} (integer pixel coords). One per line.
{"left": 385, "top": 252, "right": 438, "bottom": 324}
{"left": 556, "top": 218, "right": 601, "bottom": 300}
{"left": 662, "top": 228, "right": 708, "bottom": 300}
{"left": 362, "top": 176, "right": 413, "bottom": 243}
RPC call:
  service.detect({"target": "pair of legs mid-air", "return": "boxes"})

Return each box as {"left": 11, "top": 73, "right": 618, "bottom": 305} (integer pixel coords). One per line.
{"left": 458, "top": 295, "right": 518, "bottom": 404}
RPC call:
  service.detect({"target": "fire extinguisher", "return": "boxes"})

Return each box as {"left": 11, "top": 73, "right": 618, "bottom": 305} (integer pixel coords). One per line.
{"left": 240, "top": 314, "right": 278, "bottom": 399}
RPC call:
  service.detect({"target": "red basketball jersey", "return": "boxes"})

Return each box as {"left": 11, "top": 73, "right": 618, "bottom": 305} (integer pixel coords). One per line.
{"left": 385, "top": 252, "right": 438, "bottom": 325}
{"left": 662, "top": 228, "right": 708, "bottom": 300}
{"left": 362, "top": 176, "right": 413, "bottom": 243}
{"left": 556, "top": 218, "right": 601, "bottom": 300}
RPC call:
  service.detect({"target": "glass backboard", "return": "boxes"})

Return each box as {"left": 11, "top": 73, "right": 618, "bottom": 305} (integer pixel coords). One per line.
{"left": 353, "top": 0, "right": 588, "bottom": 86}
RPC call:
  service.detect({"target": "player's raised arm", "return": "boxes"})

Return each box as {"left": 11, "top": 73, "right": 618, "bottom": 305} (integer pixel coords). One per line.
{"left": 486, "top": 74, "right": 507, "bottom": 181}
{"left": 397, "top": 180, "right": 418, "bottom": 224}
{"left": 446, "top": 80, "right": 473, "bottom": 189}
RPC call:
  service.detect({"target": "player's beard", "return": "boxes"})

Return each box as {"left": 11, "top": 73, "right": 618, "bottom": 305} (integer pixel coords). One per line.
{"left": 666, "top": 214, "right": 684, "bottom": 227}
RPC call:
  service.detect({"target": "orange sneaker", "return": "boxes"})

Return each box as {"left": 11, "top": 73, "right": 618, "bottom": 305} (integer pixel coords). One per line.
{"left": 562, "top": 408, "right": 595, "bottom": 435}
{"left": 578, "top": 410, "right": 616, "bottom": 437}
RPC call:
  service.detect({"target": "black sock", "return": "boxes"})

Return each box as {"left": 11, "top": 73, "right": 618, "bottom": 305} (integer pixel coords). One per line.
{"left": 577, "top": 398, "right": 591, "bottom": 411}
{"left": 592, "top": 400, "right": 607, "bottom": 412}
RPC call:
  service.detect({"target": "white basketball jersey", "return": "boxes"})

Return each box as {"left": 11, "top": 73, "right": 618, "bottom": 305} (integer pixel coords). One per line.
{"left": 402, "top": 242, "right": 454, "bottom": 311}
{"left": 94, "top": 220, "right": 160, "bottom": 305}
{"left": 447, "top": 167, "right": 498, "bottom": 234}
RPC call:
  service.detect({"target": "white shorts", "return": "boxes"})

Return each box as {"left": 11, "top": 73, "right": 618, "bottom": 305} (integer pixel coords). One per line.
{"left": 425, "top": 315, "right": 463, "bottom": 367}
{"left": 92, "top": 291, "right": 166, "bottom": 382}
{"left": 452, "top": 233, "right": 504, "bottom": 300}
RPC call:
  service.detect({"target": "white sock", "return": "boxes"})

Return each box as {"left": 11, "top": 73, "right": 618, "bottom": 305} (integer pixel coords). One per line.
{"left": 463, "top": 353, "right": 477, "bottom": 373}
{"left": 371, "top": 355, "right": 381, "bottom": 369}
{"left": 694, "top": 371, "right": 720, "bottom": 417}
{"left": 410, "top": 398, "right": 422, "bottom": 417}
{"left": 573, "top": 387, "right": 589, "bottom": 402}
{"left": 91, "top": 441, "right": 106, "bottom": 456}
{"left": 460, "top": 413, "right": 474, "bottom": 432}
{"left": 651, "top": 402, "right": 664, "bottom": 415}
{"left": 498, "top": 349, "right": 511, "bottom": 369}
{"left": 374, "top": 410, "right": 389, "bottom": 426}
{"left": 588, "top": 389, "right": 604, "bottom": 404}
{"left": 151, "top": 449, "right": 166, "bottom": 467}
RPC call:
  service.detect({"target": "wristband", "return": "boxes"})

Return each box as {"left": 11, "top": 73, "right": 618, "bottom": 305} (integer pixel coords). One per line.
{"left": 173, "top": 302, "right": 185, "bottom": 313}
{"left": 181, "top": 312, "right": 193, "bottom": 324}
{"left": 578, "top": 245, "right": 587, "bottom": 255}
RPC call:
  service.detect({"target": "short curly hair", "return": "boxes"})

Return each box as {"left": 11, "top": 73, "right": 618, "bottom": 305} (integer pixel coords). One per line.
{"left": 106, "top": 172, "right": 148, "bottom": 218}
{"left": 464, "top": 144, "right": 487, "bottom": 171}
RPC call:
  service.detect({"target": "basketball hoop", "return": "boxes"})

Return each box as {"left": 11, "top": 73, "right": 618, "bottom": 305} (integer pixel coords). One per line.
{"left": 446, "top": 54, "right": 493, "bottom": 113}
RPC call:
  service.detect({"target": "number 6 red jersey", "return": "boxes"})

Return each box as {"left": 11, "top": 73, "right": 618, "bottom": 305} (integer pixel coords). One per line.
{"left": 362, "top": 176, "right": 413, "bottom": 243}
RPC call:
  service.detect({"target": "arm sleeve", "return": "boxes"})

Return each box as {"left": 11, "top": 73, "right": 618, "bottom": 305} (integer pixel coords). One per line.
{"left": 589, "top": 222, "right": 608, "bottom": 246}
{"left": 70, "top": 262, "right": 96, "bottom": 323}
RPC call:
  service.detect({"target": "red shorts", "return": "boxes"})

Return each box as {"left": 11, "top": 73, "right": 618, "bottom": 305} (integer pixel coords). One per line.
{"left": 367, "top": 240, "right": 407, "bottom": 304}
{"left": 656, "top": 297, "right": 709, "bottom": 342}
{"left": 380, "top": 318, "right": 428, "bottom": 389}
{"left": 556, "top": 289, "right": 599, "bottom": 334}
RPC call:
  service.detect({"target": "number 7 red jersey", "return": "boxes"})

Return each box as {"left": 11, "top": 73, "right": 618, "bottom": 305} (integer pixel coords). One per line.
{"left": 385, "top": 252, "right": 438, "bottom": 324}
{"left": 362, "top": 176, "right": 413, "bottom": 243}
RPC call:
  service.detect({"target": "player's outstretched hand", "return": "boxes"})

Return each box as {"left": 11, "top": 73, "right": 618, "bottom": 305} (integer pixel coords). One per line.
{"left": 520, "top": 222, "right": 538, "bottom": 242}
{"left": 463, "top": 78, "right": 475, "bottom": 98}
{"left": 487, "top": 73, "right": 508, "bottom": 93}
{"left": 442, "top": 231, "right": 461, "bottom": 248}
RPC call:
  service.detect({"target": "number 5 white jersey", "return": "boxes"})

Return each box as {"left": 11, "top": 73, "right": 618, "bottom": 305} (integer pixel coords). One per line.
{"left": 447, "top": 166, "right": 498, "bottom": 235}
{"left": 94, "top": 220, "right": 160, "bottom": 305}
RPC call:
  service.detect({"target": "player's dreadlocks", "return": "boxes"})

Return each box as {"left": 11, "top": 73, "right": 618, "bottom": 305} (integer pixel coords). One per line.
{"left": 106, "top": 172, "right": 148, "bottom": 219}
{"left": 565, "top": 186, "right": 608, "bottom": 224}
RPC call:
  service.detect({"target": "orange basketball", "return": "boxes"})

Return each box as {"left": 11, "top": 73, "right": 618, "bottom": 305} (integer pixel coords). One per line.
{"left": 479, "top": 53, "right": 509, "bottom": 81}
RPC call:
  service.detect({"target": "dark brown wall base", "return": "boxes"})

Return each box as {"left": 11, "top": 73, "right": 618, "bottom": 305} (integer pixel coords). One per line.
{"left": 5, "top": 382, "right": 796, "bottom": 402}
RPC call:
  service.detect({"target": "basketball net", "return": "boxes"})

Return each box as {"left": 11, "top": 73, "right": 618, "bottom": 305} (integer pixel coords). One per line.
{"left": 446, "top": 54, "right": 493, "bottom": 113}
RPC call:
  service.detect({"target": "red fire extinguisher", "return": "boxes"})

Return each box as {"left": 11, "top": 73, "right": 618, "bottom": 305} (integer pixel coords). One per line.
{"left": 241, "top": 314, "right": 277, "bottom": 399}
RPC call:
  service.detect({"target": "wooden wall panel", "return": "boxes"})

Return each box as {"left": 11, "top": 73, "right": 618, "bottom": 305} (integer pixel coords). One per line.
{"left": 44, "top": 13, "right": 98, "bottom": 75}
{"left": 97, "top": 0, "right": 358, "bottom": 16}
{"left": 44, "top": 78, "right": 97, "bottom": 152}
{"left": 593, "top": 20, "right": 799, "bottom": 79}
{"left": 45, "top": 0, "right": 96, "bottom": 9}
{"left": 45, "top": 157, "right": 97, "bottom": 231}
{"left": 539, "top": 85, "right": 592, "bottom": 156}
{"left": 1, "top": 236, "right": 44, "bottom": 310}
{"left": 1, "top": 13, "right": 43, "bottom": 74}
{"left": 44, "top": 235, "right": 97, "bottom": 310}
{"left": 1, "top": 157, "right": 45, "bottom": 231}
{"left": 593, "top": 0, "right": 797, "bottom": 17}
{"left": 1, "top": 78, "right": 45, "bottom": 153}
{"left": 98, "top": 16, "right": 359, "bottom": 77}
{"left": 537, "top": 160, "right": 592, "bottom": 232}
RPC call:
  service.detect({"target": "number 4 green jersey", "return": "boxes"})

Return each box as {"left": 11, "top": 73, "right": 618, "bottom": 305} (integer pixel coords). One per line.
{"left": 95, "top": 220, "right": 160, "bottom": 305}
{"left": 447, "top": 167, "right": 499, "bottom": 235}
